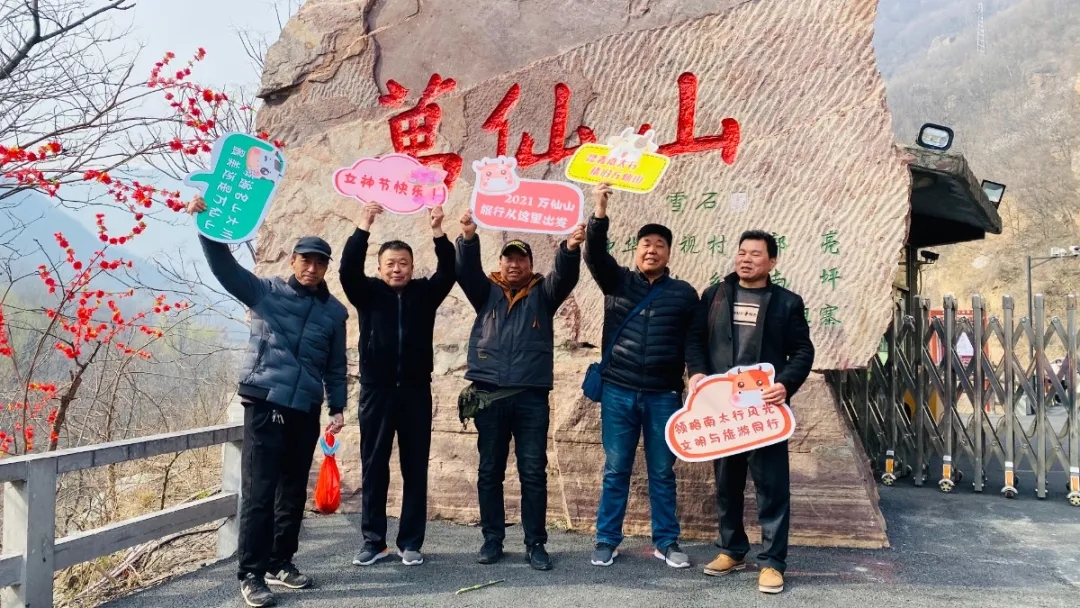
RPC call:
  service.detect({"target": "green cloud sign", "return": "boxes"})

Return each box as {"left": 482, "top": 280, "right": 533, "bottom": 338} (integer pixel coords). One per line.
{"left": 184, "top": 132, "right": 286, "bottom": 243}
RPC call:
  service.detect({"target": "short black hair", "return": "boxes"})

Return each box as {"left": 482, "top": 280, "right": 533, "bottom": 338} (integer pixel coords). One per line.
{"left": 738, "top": 230, "right": 778, "bottom": 259}
{"left": 377, "top": 240, "right": 413, "bottom": 260}
{"left": 636, "top": 223, "right": 673, "bottom": 248}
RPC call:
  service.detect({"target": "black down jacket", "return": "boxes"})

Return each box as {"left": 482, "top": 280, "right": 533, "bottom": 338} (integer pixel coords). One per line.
{"left": 583, "top": 215, "right": 703, "bottom": 393}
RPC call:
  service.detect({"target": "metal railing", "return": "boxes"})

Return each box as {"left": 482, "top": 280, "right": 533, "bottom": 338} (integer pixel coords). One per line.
{"left": 829, "top": 294, "right": 1080, "bottom": 506}
{"left": 0, "top": 418, "right": 244, "bottom": 608}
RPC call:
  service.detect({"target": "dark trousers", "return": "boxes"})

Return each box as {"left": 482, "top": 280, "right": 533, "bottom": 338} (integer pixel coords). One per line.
{"left": 474, "top": 388, "right": 550, "bottom": 547}
{"left": 714, "top": 440, "right": 791, "bottom": 572}
{"left": 358, "top": 384, "right": 433, "bottom": 552}
{"left": 237, "top": 398, "right": 320, "bottom": 580}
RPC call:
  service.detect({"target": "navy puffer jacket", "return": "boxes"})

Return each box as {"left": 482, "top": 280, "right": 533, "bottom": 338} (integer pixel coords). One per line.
{"left": 584, "top": 215, "right": 702, "bottom": 393}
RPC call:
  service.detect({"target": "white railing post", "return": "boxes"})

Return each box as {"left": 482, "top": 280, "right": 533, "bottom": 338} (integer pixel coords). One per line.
{"left": 217, "top": 396, "right": 244, "bottom": 559}
{"left": 2, "top": 459, "right": 57, "bottom": 608}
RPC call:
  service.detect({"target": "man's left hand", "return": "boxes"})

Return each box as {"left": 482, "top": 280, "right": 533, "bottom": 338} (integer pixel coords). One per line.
{"left": 566, "top": 223, "right": 586, "bottom": 250}
{"left": 762, "top": 383, "right": 787, "bottom": 406}
{"left": 328, "top": 413, "right": 345, "bottom": 434}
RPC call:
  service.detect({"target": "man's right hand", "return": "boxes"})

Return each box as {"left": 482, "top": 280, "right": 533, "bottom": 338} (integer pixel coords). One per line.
{"left": 359, "top": 202, "right": 383, "bottom": 231}
{"left": 186, "top": 196, "right": 207, "bottom": 215}
{"left": 460, "top": 210, "right": 477, "bottom": 241}
{"left": 593, "top": 183, "right": 612, "bottom": 219}
{"left": 688, "top": 373, "right": 707, "bottom": 395}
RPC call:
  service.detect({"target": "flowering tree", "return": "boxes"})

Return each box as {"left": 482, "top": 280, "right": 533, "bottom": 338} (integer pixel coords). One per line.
{"left": 1, "top": 29, "right": 282, "bottom": 457}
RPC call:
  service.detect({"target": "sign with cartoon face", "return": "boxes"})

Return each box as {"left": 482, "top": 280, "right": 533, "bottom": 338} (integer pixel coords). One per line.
{"left": 469, "top": 155, "right": 584, "bottom": 235}
{"left": 666, "top": 363, "right": 795, "bottom": 462}
{"left": 333, "top": 153, "right": 448, "bottom": 214}
{"left": 184, "top": 132, "right": 286, "bottom": 244}
{"left": 564, "top": 128, "right": 671, "bottom": 194}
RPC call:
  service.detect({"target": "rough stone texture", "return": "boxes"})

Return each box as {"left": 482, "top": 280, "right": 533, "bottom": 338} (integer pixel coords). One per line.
{"left": 261, "top": 0, "right": 902, "bottom": 549}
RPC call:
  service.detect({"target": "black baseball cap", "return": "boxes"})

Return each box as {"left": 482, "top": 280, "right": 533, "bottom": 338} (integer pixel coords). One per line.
{"left": 636, "top": 223, "right": 673, "bottom": 247}
{"left": 500, "top": 240, "right": 533, "bottom": 261}
{"left": 293, "top": 236, "right": 332, "bottom": 260}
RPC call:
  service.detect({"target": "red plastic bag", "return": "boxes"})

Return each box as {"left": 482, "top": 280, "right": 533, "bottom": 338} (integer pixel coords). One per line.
{"left": 314, "top": 432, "right": 341, "bottom": 514}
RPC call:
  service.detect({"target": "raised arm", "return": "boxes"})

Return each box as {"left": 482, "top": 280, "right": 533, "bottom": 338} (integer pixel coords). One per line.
{"left": 338, "top": 202, "right": 384, "bottom": 310}
{"left": 543, "top": 223, "right": 584, "bottom": 309}
{"left": 775, "top": 295, "right": 815, "bottom": 399}
{"left": 425, "top": 206, "right": 457, "bottom": 306}
{"left": 188, "top": 197, "right": 269, "bottom": 308}
{"left": 583, "top": 184, "right": 626, "bottom": 295}
{"left": 324, "top": 313, "right": 348, "bottom": 415}
{"left": 455, "top": 210, "right": 491, "bottom": 312}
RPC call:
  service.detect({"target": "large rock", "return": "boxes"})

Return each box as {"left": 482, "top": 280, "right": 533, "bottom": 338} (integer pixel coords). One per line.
{"left": 264, "top": 0, "right": 901, "bottom": 548}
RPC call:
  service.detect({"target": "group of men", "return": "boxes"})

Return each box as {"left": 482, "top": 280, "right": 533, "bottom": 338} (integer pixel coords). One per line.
{"left": 189, "top": 181, "right": 814, "bottom": 608}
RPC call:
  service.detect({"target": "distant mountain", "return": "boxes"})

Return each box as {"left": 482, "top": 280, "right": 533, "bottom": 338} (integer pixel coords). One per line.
{"left": 873, "top": 0, "right": 1080, "bottom": 308}
{"left": 1, "top": 191, "right": 247, "bottom": 342}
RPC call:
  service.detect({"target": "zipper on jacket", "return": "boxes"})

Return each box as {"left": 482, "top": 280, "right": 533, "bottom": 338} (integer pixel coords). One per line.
{"left": 396, "top": 293, "right": 403, "bottom": 386}
{"left": 290, "top": 297, "right": 317, "bottom": 407}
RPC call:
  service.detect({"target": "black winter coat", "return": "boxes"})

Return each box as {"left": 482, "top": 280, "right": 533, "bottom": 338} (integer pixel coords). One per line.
{"left": 339, "top": 228, "right": 456, "bottom": 387}
{"left": 584, "top": 215, "right": 703, "bottom": 393}
{"left": 686, "top": 273, "right": 815, "bottom": 401}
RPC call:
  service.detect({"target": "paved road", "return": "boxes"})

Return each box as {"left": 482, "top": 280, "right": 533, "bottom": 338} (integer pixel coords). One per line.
{"left": 105, "top": 486, "right": 1080, "bottom": 607}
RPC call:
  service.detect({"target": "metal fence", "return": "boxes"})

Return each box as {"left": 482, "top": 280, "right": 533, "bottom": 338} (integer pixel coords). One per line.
{"left": 829, "top": 294, "right": 1080, "bottom": 506}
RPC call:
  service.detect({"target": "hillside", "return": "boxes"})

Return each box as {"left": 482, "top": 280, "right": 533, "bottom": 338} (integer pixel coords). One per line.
{"left": 874, "top": 0, "right": 1080, "bottom": 313}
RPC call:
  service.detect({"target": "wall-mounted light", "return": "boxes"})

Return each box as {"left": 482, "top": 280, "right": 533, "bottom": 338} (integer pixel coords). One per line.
{"left": 920, "top": 250, "right": 939, "bottom": 264}
{"left": 916, "top": 123, "right": 954, "bottom": 151}
{"left": 981, "top": 180, "right": 1006, "bottom": 207}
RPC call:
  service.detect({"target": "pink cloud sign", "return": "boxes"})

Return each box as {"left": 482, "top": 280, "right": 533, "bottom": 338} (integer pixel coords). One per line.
{"left": 468, "top": 156, "right": 583, "bottom": 235}
{"left": 333, "top": 153, "right": 447, "bottom": 215}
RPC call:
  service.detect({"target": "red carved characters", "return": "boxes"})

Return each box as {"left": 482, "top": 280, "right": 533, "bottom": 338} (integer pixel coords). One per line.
{"left": 378, "top": 74, "right": 463, "bottom": 190}
{"left": 380, "top": 71, "right": 741, "bottom": 189}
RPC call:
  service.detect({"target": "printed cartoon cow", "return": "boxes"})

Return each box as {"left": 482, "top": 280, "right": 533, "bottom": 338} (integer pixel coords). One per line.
{"left": 246, "top": 147, "right": 285, "bottom": 182}
{"left": 727, "top": 366, "right": 772, "bottom": 408}
{"left": 472, "top": 156, "right": 520, "bottom": 194}
{"left": 605, "top": 128, "right": 659, "bottom": 163}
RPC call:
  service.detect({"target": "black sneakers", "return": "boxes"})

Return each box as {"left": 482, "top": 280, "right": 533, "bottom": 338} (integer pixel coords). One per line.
{"left": 526, "top": 543, "right": 552, "bottom": 571}
{"left": 240, "top": 573, "right": 276, "bottom": 607}
{"left": 477, "top": 539, "right": 504, "bottom": 564}
{"left": 265, "top": 561, "right": 313, "bottom": 589}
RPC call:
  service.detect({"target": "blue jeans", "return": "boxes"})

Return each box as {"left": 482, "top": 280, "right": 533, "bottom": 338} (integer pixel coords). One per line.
{"left": 595, "top": 383, "right": 682, "bottom": 551}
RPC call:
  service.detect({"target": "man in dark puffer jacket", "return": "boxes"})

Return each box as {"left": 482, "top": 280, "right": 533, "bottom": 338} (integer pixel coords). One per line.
{"left": 582, "top": 183, "right": 704, "bottom": 570}
{"left": 188, "top": 197, "right": 347, "bottom": 608}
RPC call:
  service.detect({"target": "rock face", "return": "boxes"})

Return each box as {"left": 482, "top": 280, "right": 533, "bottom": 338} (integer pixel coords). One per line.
{"left": 262, "top": 0, "right": 902, "bottom": 548}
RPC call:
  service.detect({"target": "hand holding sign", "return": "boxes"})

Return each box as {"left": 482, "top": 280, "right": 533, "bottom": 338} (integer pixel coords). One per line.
{"left": 460, "top": 209, "right": 478, "bottom": 241}
{"left": 358, "top": 202, "right": 384, "bottom": 231}
{"left": 666, "top": 363, "right": 795, "bottom": 462}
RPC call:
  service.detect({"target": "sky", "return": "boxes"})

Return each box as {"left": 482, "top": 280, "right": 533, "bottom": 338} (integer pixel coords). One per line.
{"left": 53, "top": 0, "right": 298, "bottom": 261}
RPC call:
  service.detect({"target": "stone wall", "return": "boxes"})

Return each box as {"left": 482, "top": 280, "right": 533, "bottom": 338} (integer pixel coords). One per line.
{"left": 257, "top": 0, "right": 904, "bottom": 548}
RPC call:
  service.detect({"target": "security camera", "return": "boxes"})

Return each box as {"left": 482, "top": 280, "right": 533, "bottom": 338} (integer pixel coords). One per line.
{"left": 1070, "top": 246, "right": 1080, "bottom": 256}
{"left": 920, "top": 250, "right": 939, "bottom": 263}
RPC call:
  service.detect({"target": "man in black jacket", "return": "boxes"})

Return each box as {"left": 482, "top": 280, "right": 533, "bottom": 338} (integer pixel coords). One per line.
{"left": 455, "top": 210, "right": 584, "bottom": 571}
{"left": 188, "top": 197, "right": 347, "bottom": 608}
{"left": 583, "top": 183, "right": 703, "bottom": 570}
{"left": 687, "top": 230, "right": 814, "bottom": 595}
{"left": 338, "top": 202, "right": 455, "bottom": 568}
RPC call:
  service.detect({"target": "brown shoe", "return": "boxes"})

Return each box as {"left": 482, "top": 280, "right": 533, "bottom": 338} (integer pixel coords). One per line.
{"left": 758, "top": 567, "right": 784, "bottom": 593}
{"left": 703, "top": 553, "right": 746, "bottom": 576}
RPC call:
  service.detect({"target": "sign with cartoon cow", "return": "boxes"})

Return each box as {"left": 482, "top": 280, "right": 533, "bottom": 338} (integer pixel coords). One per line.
{"left": 666, "top": 363, "right": 796, "bottom": 462}
{"left": 185, "top": 132, "right": 286, "bottom": 244}
{"left": 565, "top": 127, "right": 671, "bottom": 194}
{"left": 333, "top": 153, "right": 448, "bottom": 215}
{"left": 468, "top": 155, "right": 584, "bottom": 235}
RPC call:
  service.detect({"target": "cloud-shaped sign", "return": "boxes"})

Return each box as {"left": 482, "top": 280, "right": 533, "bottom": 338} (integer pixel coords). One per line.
{"left": 333, "top": 153, "right": 447, "bottom": 215}
{"left": 665, "top": 363, "right": 795, "bottom": 462}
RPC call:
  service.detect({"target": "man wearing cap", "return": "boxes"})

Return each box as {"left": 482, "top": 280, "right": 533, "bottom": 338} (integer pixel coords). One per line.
{"left": 338, "top": 202, "right": 455, "bottom": 568}
{"left": 582, "top": 184, "right": 704, "bottom": 570}
{"left": 187, "top": 197, "right": 347, "bottom": 608}
{"left": 455, "top": 210, "right": 585, "bottom": 571}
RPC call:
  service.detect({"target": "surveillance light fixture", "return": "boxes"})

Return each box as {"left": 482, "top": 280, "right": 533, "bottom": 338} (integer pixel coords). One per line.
{"left": 920, "top": 250, "right": 939, "bottom": 263}
{"left": 1051, "top": 247, "right": 1068, "bottom": 258}
{"left": 916, "top": 123, "right": 954, "bottom": 151}
{"left": 1071, "top": 246, "right": 1080, "bottom": 257}
{"left": 981, "top": 180, "right": 1006, "bottom": 207}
